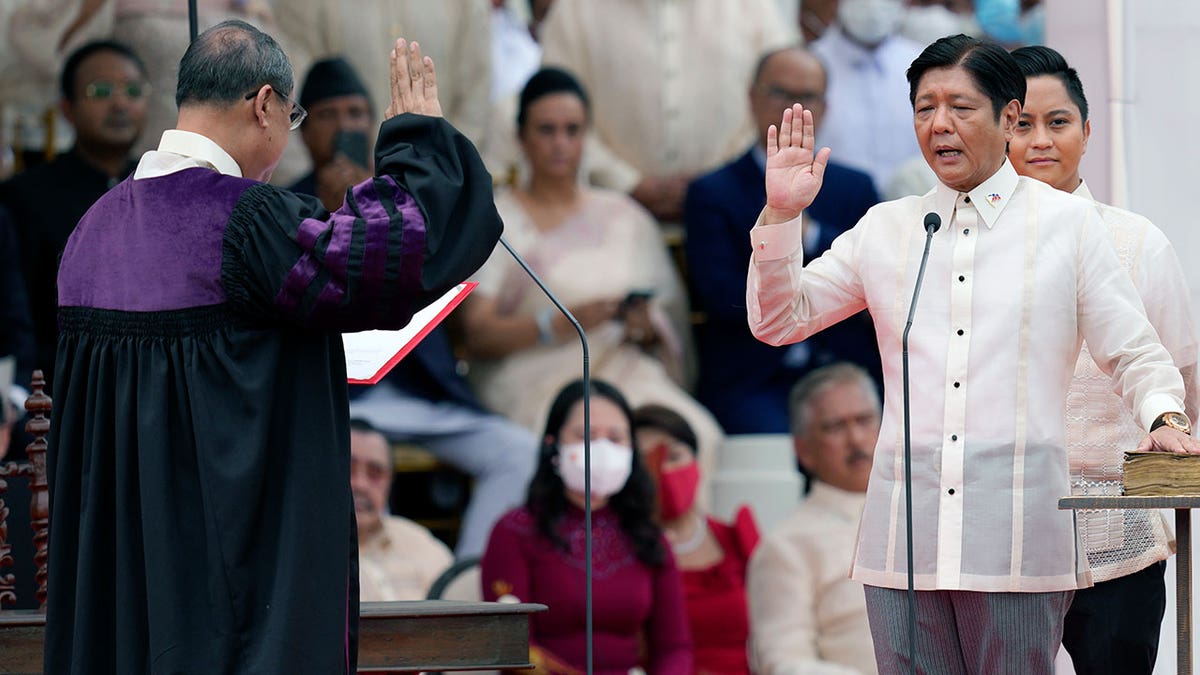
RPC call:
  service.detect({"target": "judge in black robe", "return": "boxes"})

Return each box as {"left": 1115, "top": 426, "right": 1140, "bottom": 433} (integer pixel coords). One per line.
{"left": 45, "top": 23, "right": 500, "bottom": 674}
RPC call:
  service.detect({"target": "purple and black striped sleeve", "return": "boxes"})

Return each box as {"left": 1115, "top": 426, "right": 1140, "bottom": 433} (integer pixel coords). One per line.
{"left": 221, "top": 114, "right": 503, "bottom": 332}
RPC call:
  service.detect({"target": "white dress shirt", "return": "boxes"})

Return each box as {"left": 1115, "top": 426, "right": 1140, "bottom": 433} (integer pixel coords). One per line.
{"left": 811, "top": 28, "right": 923, "bottom": 194}
{"left": 1066, "top": 179, "right": 1199, "bottom": 583}
{"left": 748, "top": 482, "right": 877, "bottom": 675}
{"left": 539, "top": 0, "right": 794, "bottom": 186}
{"left": 747, "top": 160, "right": 1185, "bottom": 593}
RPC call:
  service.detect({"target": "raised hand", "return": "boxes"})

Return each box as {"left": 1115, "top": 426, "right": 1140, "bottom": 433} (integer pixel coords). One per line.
{"left": 763, "top": 104, "right": 831, "bottom": 225}
{"left": 384, "top": 39, "right": 443, "bottom": 120}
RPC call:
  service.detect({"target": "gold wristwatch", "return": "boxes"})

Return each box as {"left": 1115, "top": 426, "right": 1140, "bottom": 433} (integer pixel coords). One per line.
{"left": 1150, "top": 411, "right": 1192, "bottom": 435}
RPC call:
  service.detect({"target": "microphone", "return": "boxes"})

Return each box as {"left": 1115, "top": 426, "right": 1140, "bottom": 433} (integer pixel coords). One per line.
{"left": 901, "top": 212, "right": 939, "bottom": 675}
{"left": 495, "top": 235, "right": 597, "bottom": 675}
{"left": 924, "top": 212, "right": 942, "bottom": 235}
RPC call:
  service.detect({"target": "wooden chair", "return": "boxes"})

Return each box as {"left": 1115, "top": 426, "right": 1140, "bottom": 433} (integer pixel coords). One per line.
{"left": 0, "top": 369, "right": 50, "bottom": 611}
{"left": 0, "top": 371, "right": 541, "bottom": 673}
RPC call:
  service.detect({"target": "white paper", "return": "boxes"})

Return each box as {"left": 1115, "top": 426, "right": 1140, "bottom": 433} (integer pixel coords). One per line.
{"left": 342, "top": 284, "right": 470, "bottom": 382}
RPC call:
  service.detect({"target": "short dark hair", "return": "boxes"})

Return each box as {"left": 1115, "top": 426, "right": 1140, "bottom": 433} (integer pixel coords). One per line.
{"left": 907, "top": 34, "right": 1025, "bottom": 121}
{"left": 176, "top": 19, "right": 293, "bottom": 108}
{"left": 60, "top": 40, "right": 146, "bottom": 103}
{"left": 1010, "top": 45, "right": 1089, "bottom": 122}
{"left": 525, "top": 379, "right": 666, "bottom": 567}
{"left": 632, "top": 404, "right": 698, "bottom": 457}
{"left": 517, "top": 66, "right": 590, "bottom": 131}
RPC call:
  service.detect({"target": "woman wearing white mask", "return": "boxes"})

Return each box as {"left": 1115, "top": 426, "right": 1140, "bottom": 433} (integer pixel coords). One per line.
{"left": 633, "top": 404, "right": 759, "bottom": 675}
{"left": 481, "top": 379, "right": 693, "bottom": 675}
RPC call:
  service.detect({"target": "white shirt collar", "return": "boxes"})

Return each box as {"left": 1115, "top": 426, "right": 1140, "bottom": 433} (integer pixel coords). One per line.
{"left": 133, "top": 129, "right": 243, "bottom": 180}
{"left": 1072, "top": 178, "right": 1094, "bottom": 202}
{"left": 932, "top": 158, "right": 1019, "bottom": 230}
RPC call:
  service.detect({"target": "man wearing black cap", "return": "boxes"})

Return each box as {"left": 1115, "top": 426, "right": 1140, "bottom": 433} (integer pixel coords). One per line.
{"left": 291, "top": 57, "right": 376, "bottom": 210}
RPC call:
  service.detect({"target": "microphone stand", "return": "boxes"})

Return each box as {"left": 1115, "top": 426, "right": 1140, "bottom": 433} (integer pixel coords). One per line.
{"left": 497, "top": 235, "right": 594, "bottom": 675}
{"left": 901, "top": 213, "right": 940, "bottom": 675}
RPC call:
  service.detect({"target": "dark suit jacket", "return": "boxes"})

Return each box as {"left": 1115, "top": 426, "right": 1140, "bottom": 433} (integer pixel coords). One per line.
{"left": 684, "top": 147, "right": 883, "bottom": 433}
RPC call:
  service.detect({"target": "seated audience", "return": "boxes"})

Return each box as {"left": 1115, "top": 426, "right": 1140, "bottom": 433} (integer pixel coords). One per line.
{"left": 0, "top": 40, "right": 146, "bottom": 390}
{"left": 461, "top": 67, "right": 723, "bottom": 483}
{"left": 289, "top": 57, "right": 374, "bottom": 210}
{"left": 748, "top": 363, "right": 882, "bottom": 674}
{"left": 351, "top": 420, "right": 454, "bottom": 601}
{"left": 685, "top": 46, "right": 882, "bottom": 434}
{"left": 481, "top": 379, "right": 692, "bottom": 674}
{"left": 633, "top": 404, "right": 759, "bottom": 675}
{"left": 291, "top": 56, "right": 538, "bottom": 560}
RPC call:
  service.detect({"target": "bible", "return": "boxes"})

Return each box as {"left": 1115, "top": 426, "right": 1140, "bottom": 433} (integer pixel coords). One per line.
{"left": 1122, "top": 451, "right": 1200, "bottom": 496}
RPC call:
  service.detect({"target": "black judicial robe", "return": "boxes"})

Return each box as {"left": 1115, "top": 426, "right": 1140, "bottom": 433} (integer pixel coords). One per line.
{"left": 45, "top": 114, "right": 501, "bottom": 674}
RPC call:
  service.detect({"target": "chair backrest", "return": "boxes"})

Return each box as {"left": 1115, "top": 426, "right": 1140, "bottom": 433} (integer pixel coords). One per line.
{"left": 0, "top": 370, "right": 50, "bottom": 610}
{"left": 426, "top": 555, "right": 482, "bottom": 602}
{"left": 710, "top": 433, "right": 803, "bottom": 533}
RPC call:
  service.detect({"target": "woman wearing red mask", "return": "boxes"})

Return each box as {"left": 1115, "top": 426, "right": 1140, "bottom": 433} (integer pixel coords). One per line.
{"left": 633, "top": 405, "right": 759, "bottom": 675}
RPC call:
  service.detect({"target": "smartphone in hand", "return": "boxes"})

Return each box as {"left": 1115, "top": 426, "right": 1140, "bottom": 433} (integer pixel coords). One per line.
{"left": 333, "top": 129, "right": 370, "bottom": 169}
{"left": 619, "top": 289, "right": 655, "bottom": 316}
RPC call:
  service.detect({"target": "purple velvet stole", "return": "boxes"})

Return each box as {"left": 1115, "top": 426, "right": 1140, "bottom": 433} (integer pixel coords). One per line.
{"left": 58, "top": 168, "right": 258, "bottom": 312}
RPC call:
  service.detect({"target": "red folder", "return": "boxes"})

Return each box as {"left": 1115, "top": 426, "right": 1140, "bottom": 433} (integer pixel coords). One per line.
{"left": 343, "top": 282, "right": 476, "bottom": 384}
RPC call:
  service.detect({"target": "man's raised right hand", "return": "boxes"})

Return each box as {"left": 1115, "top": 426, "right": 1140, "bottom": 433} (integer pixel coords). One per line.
{"left": 763, "top": 103, "right": 830, "bottom": 225}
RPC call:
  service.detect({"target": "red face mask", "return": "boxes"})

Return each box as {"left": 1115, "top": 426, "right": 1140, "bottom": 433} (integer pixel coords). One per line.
{"left": 658, "top": 461, "right": 700, "bottom": 521}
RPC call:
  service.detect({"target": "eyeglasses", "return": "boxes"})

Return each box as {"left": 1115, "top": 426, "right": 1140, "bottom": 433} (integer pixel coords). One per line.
{"left": 84, "top": 81, "right": 150, "bottom": 101}
{"left": 244, "top": 87, "right": 307, "bottom": 131}
{"left": 757, "top": 85, "right": 825, "bottom": 107}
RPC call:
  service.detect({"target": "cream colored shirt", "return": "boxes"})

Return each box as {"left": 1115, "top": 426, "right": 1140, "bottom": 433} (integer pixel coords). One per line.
{"left": 539, "top": 0, "right": 794, "bottom": 188}
{"left": 748, "top": 482, "right": 877, "bottom": 675}
{"left": 1066, "top": 180, "right": 1198, "bottom": 583}
{"left": 134, "top": 130, "right": 242, "bottom": 179}
{"left": 747, "top": 160, "right": 1185, "bottom": 593}
{"left": 358, "top": 515, "right": 454, "bottom": 602}
{"left": 277, "top": 0, "right": 492, "bottom": 143}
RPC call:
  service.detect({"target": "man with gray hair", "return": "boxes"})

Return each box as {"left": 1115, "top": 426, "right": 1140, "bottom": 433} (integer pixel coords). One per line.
{"left": 747, "top": 363, "right": 882, "bottom": 674}
{"left": 46, "top": 20, "right": 502, "bottom": 673}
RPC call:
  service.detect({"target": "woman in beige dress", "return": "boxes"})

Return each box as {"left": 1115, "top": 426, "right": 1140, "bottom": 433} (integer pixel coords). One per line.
{"left": 461, "top": 66, "right": 723, "bottom": 486}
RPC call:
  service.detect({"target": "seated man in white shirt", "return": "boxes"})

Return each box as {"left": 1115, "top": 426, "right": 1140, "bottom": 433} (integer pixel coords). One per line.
{"left": 748, "top": 363, "right": 882, "bottom": 675}
{"left": 748, "top": 33, "right": 1198, "bottom": 672}
{"left": 351, "top": 419, "right": 454, "bottom": 601}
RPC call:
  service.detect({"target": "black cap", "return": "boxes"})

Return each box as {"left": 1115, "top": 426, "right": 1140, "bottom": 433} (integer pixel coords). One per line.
{"left": 299, "top": 57, "right": 371, "bottom": 111}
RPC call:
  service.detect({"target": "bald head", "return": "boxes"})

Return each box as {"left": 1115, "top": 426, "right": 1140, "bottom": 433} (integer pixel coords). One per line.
{"left": 176, "top": 19, "right": 293, "bottom": 109}
{"left": 749, "top": 46, "right": 828, "bottom": 146}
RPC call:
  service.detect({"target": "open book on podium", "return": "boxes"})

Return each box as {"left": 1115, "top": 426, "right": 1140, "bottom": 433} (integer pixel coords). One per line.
{"left": 342, "top": 282, "right": 476, "bottom": 384}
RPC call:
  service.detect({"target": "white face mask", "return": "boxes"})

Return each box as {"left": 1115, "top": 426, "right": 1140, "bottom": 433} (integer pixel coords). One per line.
{"left": 899, "top": 5, "right": 970, "bottom": 47}
{"left": 838, "top": 0, "right": 906, "bottom": 47}
{"left": 557, "top": 439, "right": 633, "bottom": 499}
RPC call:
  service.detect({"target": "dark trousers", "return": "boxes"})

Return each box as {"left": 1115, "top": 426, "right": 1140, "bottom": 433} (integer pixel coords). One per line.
{"left": 1062, "top": 560, "right": 1167, "bottom": 675}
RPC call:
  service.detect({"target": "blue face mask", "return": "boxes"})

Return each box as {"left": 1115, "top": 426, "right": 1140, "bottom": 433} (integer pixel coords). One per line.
{"left": 975, "top": 0, "right": 1044, "bottom": 46}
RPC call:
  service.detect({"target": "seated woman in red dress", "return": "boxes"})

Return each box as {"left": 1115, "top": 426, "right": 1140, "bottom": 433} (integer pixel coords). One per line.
{"left": 633, "top": 405, "right": 759, "bottom": 675}
{"left": 481, "top": 379, "right": 693, "bottom": 674}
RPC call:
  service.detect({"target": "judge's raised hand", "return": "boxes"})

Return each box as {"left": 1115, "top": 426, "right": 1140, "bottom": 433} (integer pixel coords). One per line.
{"left": 763, "top": 104, "right": 831, "bottom": 225}
{"left": 384, "top": 39, "right": 442, "bottom": 120}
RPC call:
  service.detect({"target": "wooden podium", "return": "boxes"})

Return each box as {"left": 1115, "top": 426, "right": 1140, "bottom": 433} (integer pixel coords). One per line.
{"left": 1060, "top": 495, "right": 1200, "bottom": 675}
{"left": 0, "top": 599, "right": 543, "bottom": 673}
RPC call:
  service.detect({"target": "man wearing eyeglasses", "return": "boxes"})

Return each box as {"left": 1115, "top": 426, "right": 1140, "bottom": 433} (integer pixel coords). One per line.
{"left": 684, "top": 46, "right": 882, "bottom": 437}
{"left": 0, "top": 40, "right": 148, "bottom": 393}
{"left": 45, "top": 19, "right": 502, "bottom": 675}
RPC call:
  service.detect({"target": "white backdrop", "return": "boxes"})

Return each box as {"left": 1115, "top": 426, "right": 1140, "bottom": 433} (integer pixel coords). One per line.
{"left": 1048, "top": 3, "right": 1200, "bottom": 673}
